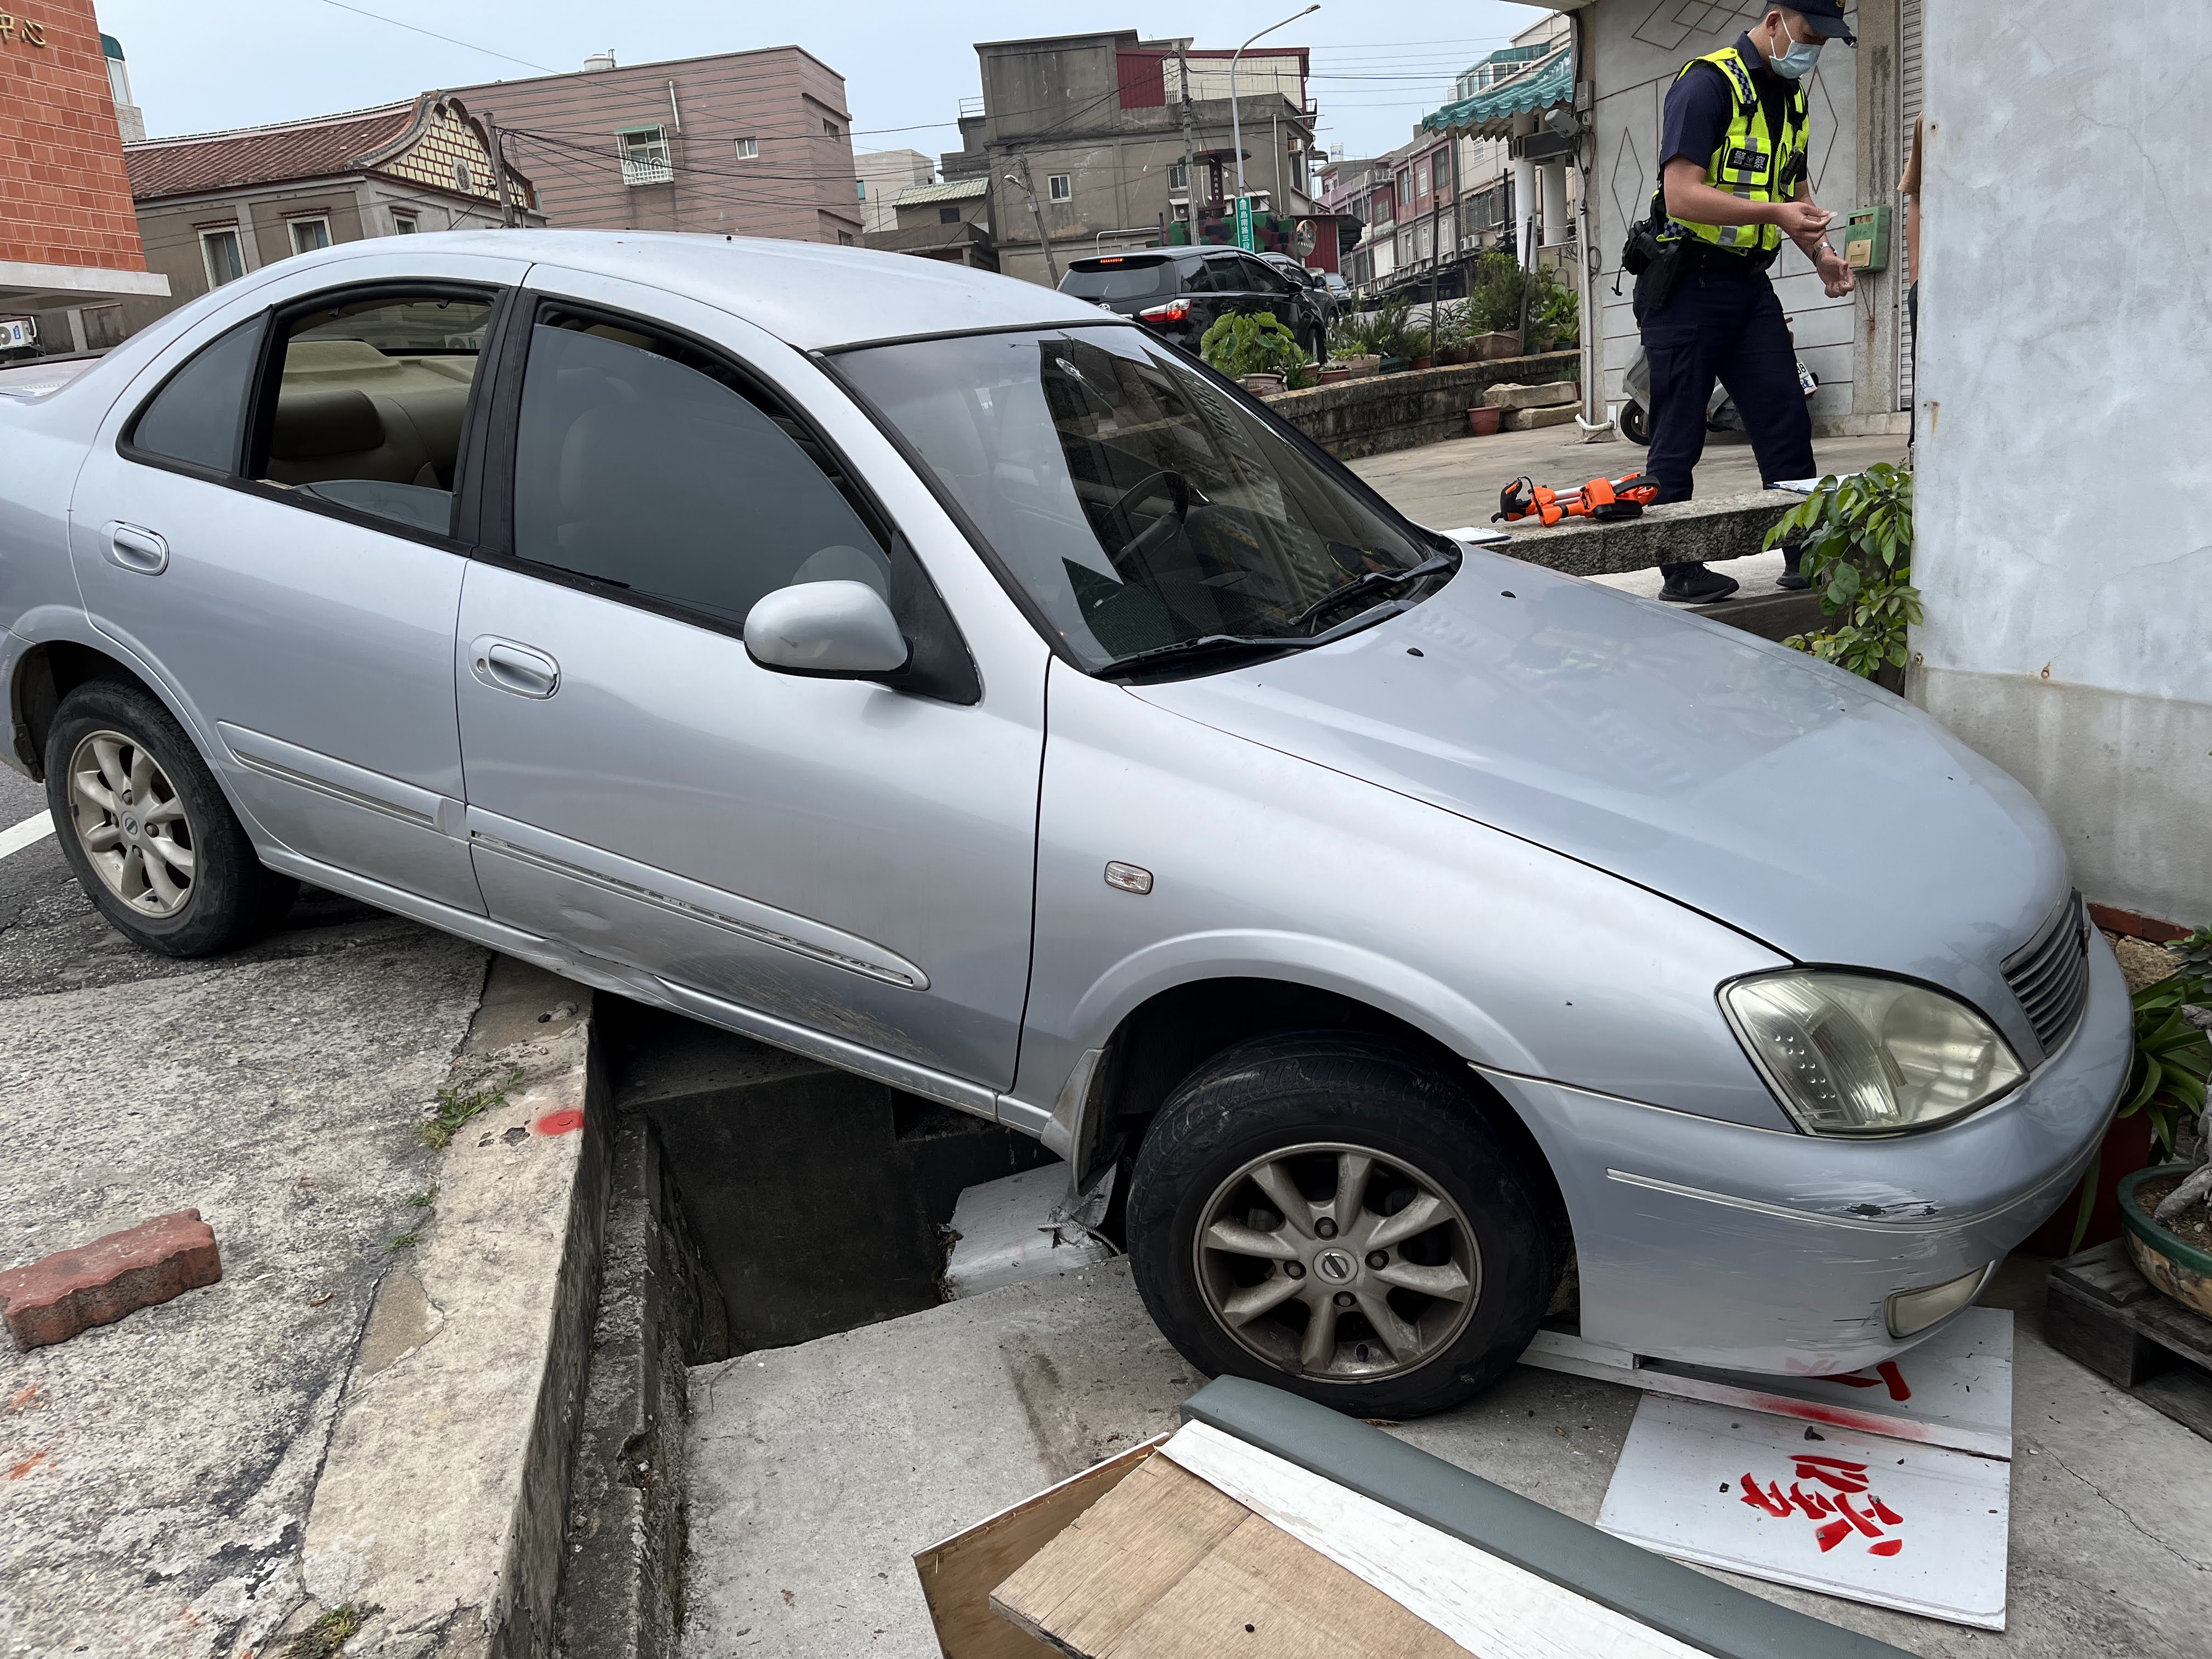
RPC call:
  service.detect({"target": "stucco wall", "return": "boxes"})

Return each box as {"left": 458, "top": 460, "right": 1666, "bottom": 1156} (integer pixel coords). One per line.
{"left": 1911, "top": 1, "right": 2212, "bottom": 927}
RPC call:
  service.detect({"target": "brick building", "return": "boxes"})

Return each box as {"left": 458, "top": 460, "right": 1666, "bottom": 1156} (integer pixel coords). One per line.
{"left": 117, "top": 92, "right": 540, "bottom": 335}
{"left": 448, "top": 47, "right": 864, "bottom": 245}
{"left": 0, "top": 1, "right": 166, "bottom": 354}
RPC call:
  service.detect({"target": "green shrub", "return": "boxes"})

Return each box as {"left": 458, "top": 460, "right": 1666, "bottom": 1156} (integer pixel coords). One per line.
{"left": 1769, "top": 464, "right": 1921, "bottom": 680}
{"left": 1200, "top": 310, "right": 1311, "bottom": 383}
{"left": 2068, "top": 970, "right": 2210, "bottom": 1250}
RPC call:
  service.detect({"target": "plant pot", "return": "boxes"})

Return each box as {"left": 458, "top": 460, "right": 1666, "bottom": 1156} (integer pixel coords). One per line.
{"left": 1409, "top": 355, "right": 1434, "bottom": 371}
{"left": 1378, "top": 356, "right": 1410, "bottom": 374}
{"left": 1475, "top": 331, "right": 1521, "bottom": 361}
{"left": 1438, "top": 343, "right": 1472, "bottom": 366}
{"left": 2025, "top": 1105, "right": 2156, "bottom": 1255}
{"left": 1342, "top": 354, "right": 1381, "bottom": 378}
{"left": 1238, "top": 373, "right": 1285, "bottom": 396}
{"left": 1317, "top": 366, "right": 1352, "bottom": 385}
{"left": 1467, "top": 405, "right": 1502, "bottom": 437}
{"left": 2120, "top": 1164, "right": 2212, "bottom": 1319}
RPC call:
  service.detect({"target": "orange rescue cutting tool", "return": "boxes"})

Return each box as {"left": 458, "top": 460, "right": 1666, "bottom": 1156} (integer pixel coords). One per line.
{"left": 1493, "top": 471, "right": 1662, "bottom": 527}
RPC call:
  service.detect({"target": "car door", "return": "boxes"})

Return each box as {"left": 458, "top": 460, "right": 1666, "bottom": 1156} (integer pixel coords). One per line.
{"left": 69, "top": 253, "right": 529, "bottom": 913}
{"left": 452, "top": 272, "right": 1045, "bottom": 1092}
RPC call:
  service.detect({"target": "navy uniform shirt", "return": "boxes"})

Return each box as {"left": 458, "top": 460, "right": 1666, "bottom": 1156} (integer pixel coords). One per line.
{"left": 1659, "top": 32, "right": 1791, "bottom": 176}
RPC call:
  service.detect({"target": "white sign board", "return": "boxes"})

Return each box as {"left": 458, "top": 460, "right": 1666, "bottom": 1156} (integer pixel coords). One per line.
{"left": 1599, "top": 1395, "right": 2011, "bottom": 1629}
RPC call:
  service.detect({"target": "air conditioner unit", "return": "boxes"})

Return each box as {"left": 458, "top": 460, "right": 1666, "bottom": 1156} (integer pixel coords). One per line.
{"left": 1508, "top": 131, "right": 1575, "bottom": 162}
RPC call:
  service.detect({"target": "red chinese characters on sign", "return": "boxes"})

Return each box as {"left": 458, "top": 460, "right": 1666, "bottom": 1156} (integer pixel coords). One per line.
{"left": 1736, "top": 1455, "right": 1907, "bottom": 1556}
{"left": 1829, "top": 1359, "right": 1914, "bottom": 1402}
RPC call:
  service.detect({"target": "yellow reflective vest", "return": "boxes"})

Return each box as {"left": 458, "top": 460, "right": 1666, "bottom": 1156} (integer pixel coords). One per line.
{"left": 1656, "top": 45, "right": 1809, "bottom": 257}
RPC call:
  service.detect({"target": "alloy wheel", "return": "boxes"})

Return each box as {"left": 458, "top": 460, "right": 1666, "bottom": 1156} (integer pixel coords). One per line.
{"left": 66, "top": 727, "right": 197, "bottom": 917}
{"left": 1193, "top": 1141, "right": 1481, "bottom": 1383}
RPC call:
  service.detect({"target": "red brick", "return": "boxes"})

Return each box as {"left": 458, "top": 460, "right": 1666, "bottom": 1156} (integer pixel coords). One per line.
{"left": 0, "top": 1210, "right": 222, "bottom": 1351}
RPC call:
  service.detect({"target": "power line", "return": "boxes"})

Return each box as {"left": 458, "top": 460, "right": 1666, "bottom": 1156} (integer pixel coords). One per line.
{"left": 316, "top": 0, "right": 557, "bottom": 74}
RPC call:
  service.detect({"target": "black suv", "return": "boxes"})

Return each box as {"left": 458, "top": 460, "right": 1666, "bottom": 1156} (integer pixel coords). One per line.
{"left": 1060, "top": 248, "right": 1329, "bottom": 362}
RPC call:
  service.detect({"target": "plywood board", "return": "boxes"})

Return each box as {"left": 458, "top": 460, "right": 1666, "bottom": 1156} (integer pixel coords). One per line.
{"left": 916, "top": 1435, "right": 1167, "bottom": 1659}
{"left": 1163, "top": 1420, "right": 1707, "bottom": 1659}
{"left": 1598, "top": 1395, "right": 2011, "bottom": 1629}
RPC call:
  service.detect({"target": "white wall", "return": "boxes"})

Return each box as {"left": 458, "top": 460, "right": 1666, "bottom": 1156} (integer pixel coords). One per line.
{"left": 1912, "top": 1, "right": 2212, "bottom": 926}
{"left": 1576, "top": 0, "right": 1860, "bottom": 431}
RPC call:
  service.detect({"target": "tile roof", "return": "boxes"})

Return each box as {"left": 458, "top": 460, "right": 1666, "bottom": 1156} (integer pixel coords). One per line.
{"left": 125, "top": 100, "right": 421, "bottom": 200}
{"left": 1422, "top": 48, "right": 1573, "bottom": 138}
{"left": 892, "top": 178, "right": 989, "bottom": 206}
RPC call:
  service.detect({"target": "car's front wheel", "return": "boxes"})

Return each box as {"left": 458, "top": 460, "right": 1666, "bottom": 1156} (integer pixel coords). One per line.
{"left": 1126, "top": 1032, "right": 1561, "bottom": 1419}
{"left": 44, "top": 678, "right": 297, "bottom": 957}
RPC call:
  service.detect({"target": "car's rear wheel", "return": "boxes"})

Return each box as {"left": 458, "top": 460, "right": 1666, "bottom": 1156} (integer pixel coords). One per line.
{"left": 44, "top": 679, "right": 296, "bottom": 957}
{"left": 1127, "top": 1032, "right": 1560, "bottom": 1419}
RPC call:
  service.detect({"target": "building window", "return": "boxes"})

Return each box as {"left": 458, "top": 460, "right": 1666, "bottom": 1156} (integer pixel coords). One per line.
{"left": 200, "top": 227, "right": 245, "bottom": 288}
{"left": 1048, "top": 173, "right": 1071, "bottom": 201}
{"left": 822, "top": 119, "right": 840, "bottom": 138}
{"left": 391, "top": 210, "right": 417, "bottom": 233}
{"left": 617, "top": 126, "right": 674, "bottom": 187}
{"left": 837, "top": 230, "right": 855, "bottom": 246}
{"left": 288, "top": 217, "right": 331, "bottom": 256}
{"left": 1168, "top": 162, "right": 1188, "bottom": 191}
{"left": 734, "top": 137, "right": 758, "bottom": 159}
{"left": 939, "top": 205, "right": 962, "bottom": 224}
{"left": 1417, "top": 222, "right": 1434, "bottom": 259}
{"left": 856, "top": 179, "right": 866, "bottom": 200}
{"left": 1396, "top": 167, "right": 1411, "bottom": 198}
{"left": 1415, "top": 160, "right": 1429, "bottom": 196}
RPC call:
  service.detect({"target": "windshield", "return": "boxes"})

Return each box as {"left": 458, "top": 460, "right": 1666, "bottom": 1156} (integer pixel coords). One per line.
{"left": 835, "top": 326, "right": 1447, "bottom": 672}
{"left": 1060, "top": 259, "right": 1175, "bottom": 302}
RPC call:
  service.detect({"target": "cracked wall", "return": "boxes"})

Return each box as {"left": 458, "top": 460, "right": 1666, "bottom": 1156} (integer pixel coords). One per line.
{"left": 1911, "top": 0, "right": 2212, "bottom": 926}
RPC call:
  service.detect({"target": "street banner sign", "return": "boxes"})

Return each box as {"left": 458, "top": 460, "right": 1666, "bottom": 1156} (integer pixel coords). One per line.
{"left": 1235, "top": 195, "right": 1255, "bottom": 252}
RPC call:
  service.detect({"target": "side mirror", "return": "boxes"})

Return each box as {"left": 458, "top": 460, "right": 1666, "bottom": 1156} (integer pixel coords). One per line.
{"left": 744, "top": 580, "right": 911, "bottom": 680}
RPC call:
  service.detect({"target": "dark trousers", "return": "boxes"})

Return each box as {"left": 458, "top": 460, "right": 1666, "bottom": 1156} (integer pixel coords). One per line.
{"left": 1638, "top": 262, "right": 1815, "bottom": 580}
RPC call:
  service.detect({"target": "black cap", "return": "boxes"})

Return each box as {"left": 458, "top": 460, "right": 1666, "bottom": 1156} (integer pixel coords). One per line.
{"left": 1786, "top": 1, "right": 1859, "bottom": 44}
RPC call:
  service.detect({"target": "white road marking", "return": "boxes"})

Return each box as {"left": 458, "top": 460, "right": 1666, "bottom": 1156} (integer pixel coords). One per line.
{"left": 0, "top": 810, "right": 57, "bottom": 861}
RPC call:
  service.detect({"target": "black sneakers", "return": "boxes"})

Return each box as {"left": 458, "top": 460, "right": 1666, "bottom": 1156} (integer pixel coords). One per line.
{"left": 1658, "top": 566, "right": 1741, "bottom": 603}
{"left": 1775, "top": 570, "right": 1812, "bottom": 590}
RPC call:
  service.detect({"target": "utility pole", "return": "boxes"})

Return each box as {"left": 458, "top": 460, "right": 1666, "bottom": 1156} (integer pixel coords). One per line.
{"left": 1175, "top": 49, "right": 1200, "bottom": 244}
{"left": 1232, "top": 4, "right": 1319, "bottom": 245}
{"left": 1008, "top": 154, "right": 1061, "bottom": 286}
{"left": 482, "top": 111, "right": 518, "bottom": 228}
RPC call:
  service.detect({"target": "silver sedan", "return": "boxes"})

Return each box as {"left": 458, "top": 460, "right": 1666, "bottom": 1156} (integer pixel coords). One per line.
{"left": 0, "top": 232, "right": 2129, "bottom": 1417}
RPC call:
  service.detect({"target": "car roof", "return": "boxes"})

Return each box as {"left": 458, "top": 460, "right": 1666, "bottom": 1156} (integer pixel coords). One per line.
{"left": 332, "top": 228, "right": 1108, "bottom": 353}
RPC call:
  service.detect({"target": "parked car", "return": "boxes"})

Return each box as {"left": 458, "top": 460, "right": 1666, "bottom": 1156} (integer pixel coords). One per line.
{"left": 1, "top": 233, "right": 2129, "bottom": 1418}
{"left": 1060, "top": 246, "right": 1329, "bottom": 363}
{"left": 1257, "top": 250, "right": 1337, "bottom": 331}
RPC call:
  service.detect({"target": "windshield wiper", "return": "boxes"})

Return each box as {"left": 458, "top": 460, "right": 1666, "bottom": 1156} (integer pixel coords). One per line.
{"left": 1096, "top": 633, "right": 1310, "bottom": 680}
{"left": 1283, "top": 551, "right": 1458, "bottom": 633}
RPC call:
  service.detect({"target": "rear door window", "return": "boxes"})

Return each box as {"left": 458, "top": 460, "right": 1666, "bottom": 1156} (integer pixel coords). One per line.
{"left": 246, "top": 291, "right": 497, "bottom": 537}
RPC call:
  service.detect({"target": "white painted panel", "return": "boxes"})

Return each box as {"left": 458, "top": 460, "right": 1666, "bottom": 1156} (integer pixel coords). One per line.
{"left": 1599, "top": 1397, "right": 2011, "bottom": 1629}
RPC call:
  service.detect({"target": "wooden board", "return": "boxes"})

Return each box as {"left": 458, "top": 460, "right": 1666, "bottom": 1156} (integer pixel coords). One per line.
{"left": 992, "top": 1453, "right": 1462, "bottom": 1659}
{"left": 2047, "top": 1239, "right": 2212, "bottom": 1442}
{"left": 915, "top": 1435, "right": 1168, "bottom": 1659}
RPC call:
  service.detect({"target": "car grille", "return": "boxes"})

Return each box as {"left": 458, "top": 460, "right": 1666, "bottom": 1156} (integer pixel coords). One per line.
{"left": 2004, "top": 893, "right": 2091, "bottom": 1056}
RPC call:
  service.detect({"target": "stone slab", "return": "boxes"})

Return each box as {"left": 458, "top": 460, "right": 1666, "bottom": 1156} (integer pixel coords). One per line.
{"left": 1499, "top": 404, "right": 1580, "bottom": 432}
{"left": 0, "top": 1208, "right": 221, "bottom": 1350}
{"left": 1502, "top": 490, "right": 1801, "bottom": 578}
{"left": 1483, "top": 380, "right": 1582, "bottom": 410}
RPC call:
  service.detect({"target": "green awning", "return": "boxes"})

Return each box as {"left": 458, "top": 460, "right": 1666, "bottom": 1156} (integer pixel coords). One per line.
{"left": 1422, "top": 49, "right": 1573, "bottom": 139}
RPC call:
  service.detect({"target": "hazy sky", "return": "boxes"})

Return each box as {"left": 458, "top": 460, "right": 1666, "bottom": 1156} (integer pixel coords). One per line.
{"left": 95, "top": 0, "right": 1546, "bottom": 163}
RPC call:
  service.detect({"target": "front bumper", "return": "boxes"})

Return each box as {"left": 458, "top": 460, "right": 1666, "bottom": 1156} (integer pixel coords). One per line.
{"left": 1483, "top": 929, "right": 2134, "bottom": 1375}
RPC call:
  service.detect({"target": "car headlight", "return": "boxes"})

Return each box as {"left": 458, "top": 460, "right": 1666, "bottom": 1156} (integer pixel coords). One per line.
{"left": 1720, "top": 970, "right": 2026, "bottom": 1136}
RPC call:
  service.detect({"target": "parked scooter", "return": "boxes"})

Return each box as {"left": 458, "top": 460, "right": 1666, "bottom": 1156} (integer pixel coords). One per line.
{"left": 1616, "top": 343, "right": 1818, "bottom": 445}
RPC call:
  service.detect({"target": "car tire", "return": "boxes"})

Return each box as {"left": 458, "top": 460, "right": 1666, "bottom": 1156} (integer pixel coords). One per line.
{"left": 1126, "top": 1031, "right": 1561, "bottom": 1419}
{"left": 44, "top": 678, "right": 297, "bottom": 957}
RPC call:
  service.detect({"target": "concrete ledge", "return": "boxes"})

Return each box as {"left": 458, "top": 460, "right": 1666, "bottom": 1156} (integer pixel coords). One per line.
{"left": 293, "top": 960, "right": 607, "bottom": 1659}
{"left": 1499, "top": 489, "right": 1798, "bottom": 578}
{"left": 1269, "top": 351, "right": 1580, "bottom": 459}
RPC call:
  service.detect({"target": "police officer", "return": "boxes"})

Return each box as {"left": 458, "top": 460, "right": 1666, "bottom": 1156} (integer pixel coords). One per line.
{"left": 1638, "top": 4, "right": 1857, "bottom": 602}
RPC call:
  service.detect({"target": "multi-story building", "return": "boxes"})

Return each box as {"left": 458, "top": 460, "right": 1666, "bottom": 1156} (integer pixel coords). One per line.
{"left": 854, "top": 148, "right": 935, "bottom": 234}
{"left": 448, "top": 47, "right": 864, "bottom": 246}
{"left": 962, "top": 30, "right": 1328, "bottom": 288}
{"left": 0, "top": 3, "right": 167, "bottom": 357}
{"left": 119, "top": 92, "right": 540, "bottom": 334}
{"left": 1427, "top": 14, "right": 1578, "bottom": 273}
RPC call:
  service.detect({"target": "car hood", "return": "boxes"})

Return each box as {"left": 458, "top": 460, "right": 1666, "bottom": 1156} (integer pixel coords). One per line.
{"left": 1130, "top": 551, "right": 2068, "bottom": 1026}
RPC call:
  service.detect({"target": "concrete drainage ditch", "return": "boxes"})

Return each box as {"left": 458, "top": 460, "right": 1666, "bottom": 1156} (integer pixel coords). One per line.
{"left": 553, "top": 999, "right": 1057, "bottom": 1658}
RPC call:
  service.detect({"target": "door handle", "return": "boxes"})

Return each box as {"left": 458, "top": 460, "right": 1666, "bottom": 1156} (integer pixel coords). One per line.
{"left": 469, "top": 636, "right": 561, "bottom": 699}
{"left": 105, "top": 523, "right": 168, "bottom": 575}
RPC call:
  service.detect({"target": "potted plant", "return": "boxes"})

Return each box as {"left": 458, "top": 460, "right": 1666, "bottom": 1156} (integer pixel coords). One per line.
{"left": 1768, "top": 464, "right": 1920, "bottom": 691}
{"left": 1468, "top": 405, "right": 1502, "bottom": 437}
{"left": 1200, "top": 310, "right": 1311, "bottom": 395}
{"left": 2122, "top": 1160, "right": 2212, "bottom": 1319}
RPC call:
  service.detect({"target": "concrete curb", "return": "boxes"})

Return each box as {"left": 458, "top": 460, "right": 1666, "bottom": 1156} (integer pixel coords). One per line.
{"left": 287, "top": 960, "right": 609, "bottom": 1659}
